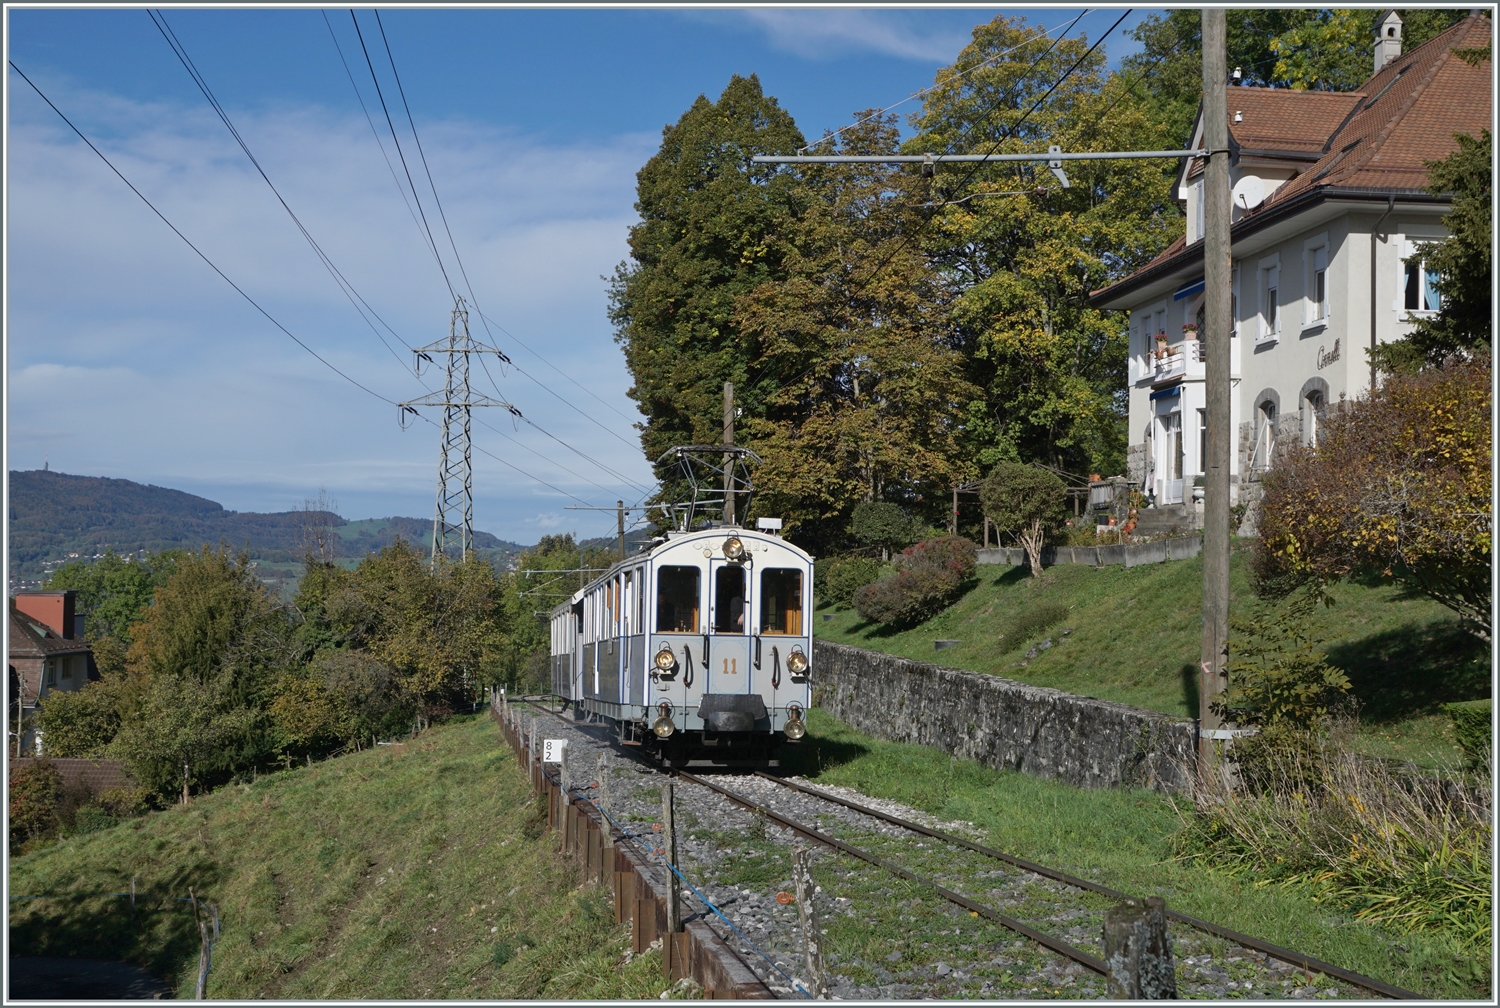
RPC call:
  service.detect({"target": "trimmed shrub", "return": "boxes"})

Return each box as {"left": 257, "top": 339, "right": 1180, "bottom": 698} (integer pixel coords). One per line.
{"left": 850, "top": 502, "right": 915, "bottom": 559}
{"left": 980, "top": 462, "right": 1067, "bottom": 576}
{"left": 853, "top": 536, "right": 976, "bottom": 626}
{"left": 1444, "top": 699, "right": 1492, "bottom": 769}
{"left": 822, "top": 556, "right": 885, "bottom": 607}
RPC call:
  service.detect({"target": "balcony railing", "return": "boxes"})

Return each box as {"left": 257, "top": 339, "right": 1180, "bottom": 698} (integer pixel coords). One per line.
{"left": 1152, "top": 340, "right": 1206, "bottom": 384}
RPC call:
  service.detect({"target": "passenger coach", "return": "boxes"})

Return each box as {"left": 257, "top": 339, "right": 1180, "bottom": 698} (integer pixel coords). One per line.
{"left": 549, "top": 519, "right": 813, "bottom": 767}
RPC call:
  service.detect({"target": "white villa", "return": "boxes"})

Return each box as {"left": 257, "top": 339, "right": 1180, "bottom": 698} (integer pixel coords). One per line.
{"left": 1089, "top": 11, "right": 1491, "bottom": 525}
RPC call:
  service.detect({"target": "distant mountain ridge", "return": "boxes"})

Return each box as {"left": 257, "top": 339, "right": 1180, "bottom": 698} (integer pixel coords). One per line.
{"left": 7, "top": 470, "right": 525, "bottom": 586}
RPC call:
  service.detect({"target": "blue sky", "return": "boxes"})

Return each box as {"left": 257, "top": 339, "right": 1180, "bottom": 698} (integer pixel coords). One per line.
{"left": 6, "top": 5, "right": 1153, "bottom": 545}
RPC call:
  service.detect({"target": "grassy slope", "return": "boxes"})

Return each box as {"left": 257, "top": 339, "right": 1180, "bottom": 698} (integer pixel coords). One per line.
{"left": 8, "top": 715, "right": 666, "bottom": 1000}
{"left": 783, "top": 708, "right": 1489, "bottom": 999}
{"left": 815, "top": 548, "right": 1488, "bottom": 767}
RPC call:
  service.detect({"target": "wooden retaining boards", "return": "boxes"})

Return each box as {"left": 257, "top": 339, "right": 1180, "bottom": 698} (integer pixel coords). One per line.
{"left": 494, "top": 705, "right": 774, "bottom": 999}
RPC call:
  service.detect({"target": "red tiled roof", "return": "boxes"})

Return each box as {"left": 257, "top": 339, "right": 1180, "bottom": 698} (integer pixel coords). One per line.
{"left": 1229, "top": 89, "right": 1365, "bottom": 154}
{"left": 8, "top": 601, "right": 91, "bottom": 659}
{"left": 1095, "top": 14, "right": 1491, "bottom": 304}
{"left": 1264, "top": 14, "right": 1493, "bottom": 206}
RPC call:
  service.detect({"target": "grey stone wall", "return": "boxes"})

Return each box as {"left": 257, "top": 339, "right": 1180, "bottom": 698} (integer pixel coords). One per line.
{"left": 1126, "top": 443, "right": 1147, "bottom": 485}
{"left": 976, "top": 535, "right": 1202, "bottom": 569}
{"left": 812, "top": 640, "right": 1196, "bottom": 795}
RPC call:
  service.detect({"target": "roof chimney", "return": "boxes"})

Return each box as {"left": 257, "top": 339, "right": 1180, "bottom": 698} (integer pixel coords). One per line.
{"left": 1374, "top": 10, "right": 1403, "bottom": 73}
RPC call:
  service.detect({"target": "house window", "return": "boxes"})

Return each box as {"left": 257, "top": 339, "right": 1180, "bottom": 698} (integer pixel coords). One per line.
{"left": 1255, "top": 400, "right": 1277, "bottom": 470}
{"left": 1310, "top": 245, "right": 1328, "bottom": 322}
{"left": 1404, "top": 259, "right": 1441, "bottom": 312}
{"left": 61, "top": 657, "right": 73, "bottom": 680}
{"left": 1261, "top": 264, "right": 1279, "bottom": 339}
{"left": 45, "top": 660, "right": 57, "bottom": 688}
{"left": 1193, "top": 178, "right": 1205, "bottom": 243}
{"left": 1305, "top": 390, "right": 1326, "bottom": 448}
{"left": 1198, "top": 409, "right": 1208, "bottom": 475}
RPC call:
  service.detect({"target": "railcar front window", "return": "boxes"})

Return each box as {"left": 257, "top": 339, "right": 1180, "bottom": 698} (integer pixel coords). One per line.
{"left": 655, "top": 566, "right": 701, "bottom": 632}
{"left": 760, "top": 569, "right": 803, "bottom": 635}
{"left": 714, "top": 565, "right": 746, "bottom": 633}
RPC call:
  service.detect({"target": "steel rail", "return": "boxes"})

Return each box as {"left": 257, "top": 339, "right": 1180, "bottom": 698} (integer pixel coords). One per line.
{"left": 753, "top": 773, "right": 1422, "bottom": 1000}
{"left": 675, "top": 770, "right": 1107, "bottom": 976}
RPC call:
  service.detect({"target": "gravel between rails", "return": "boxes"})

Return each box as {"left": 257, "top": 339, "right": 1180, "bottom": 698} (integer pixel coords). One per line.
{"left": 515, "top": 705, "right": 1367, "bottom": 1001}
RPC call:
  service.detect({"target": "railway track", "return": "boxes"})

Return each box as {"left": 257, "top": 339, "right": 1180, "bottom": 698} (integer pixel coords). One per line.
{"left": 516, "top": 700, "right": 1420, "bottom": 1000}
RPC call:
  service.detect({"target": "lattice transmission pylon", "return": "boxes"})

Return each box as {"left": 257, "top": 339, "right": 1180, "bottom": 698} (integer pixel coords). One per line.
{"left": 399, "top": 297, "right": 515, "bottom": 567}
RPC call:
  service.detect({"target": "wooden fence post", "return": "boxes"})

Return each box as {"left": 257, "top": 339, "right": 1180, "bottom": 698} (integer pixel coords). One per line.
{"left": 792, "top": 846, "right": 830, "bottom": 998}
{"left": 1103, "top": 897, "right": 1177, "bottom": 999}
{"left": 662, "top": 782, "right": 681, "bottom": 935}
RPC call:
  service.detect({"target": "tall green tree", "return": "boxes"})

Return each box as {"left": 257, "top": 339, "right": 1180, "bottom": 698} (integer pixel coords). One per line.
{"left": 110, "top": 546, "right": 294, "bottom": 795}
{"left": 43, "top": 549, "right": 182, "bottom": 644}
{"left": 609, "top": 74, "right": 806, "bottom": 505}
{"left": 735, "top": 113, "right": 980, "bottom": 541}
{"left": 911, "top": 15, "right": 1180, "bottom": 478}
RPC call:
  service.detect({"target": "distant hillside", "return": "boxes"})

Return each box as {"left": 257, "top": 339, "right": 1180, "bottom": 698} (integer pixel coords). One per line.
{"left": 7, "top": 470, "right": 525, "bottom": 588}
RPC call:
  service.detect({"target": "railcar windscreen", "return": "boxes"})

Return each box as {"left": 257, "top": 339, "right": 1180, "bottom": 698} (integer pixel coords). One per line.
{"left": 713, "top": 565, "right": 746, "bottom": 633}
{"left": 759, "top": 568, "right": 803, "bottom": 635}
{"left": 655, "top": 566, "right": 701, "bottom": 632}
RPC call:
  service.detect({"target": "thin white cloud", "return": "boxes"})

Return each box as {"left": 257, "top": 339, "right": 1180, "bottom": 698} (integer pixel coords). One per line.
{"left": 725, "top": 9, "right": 972, "bottom": 62}
{"left": 7, "top": 87, "right": 655, "bottom": 541}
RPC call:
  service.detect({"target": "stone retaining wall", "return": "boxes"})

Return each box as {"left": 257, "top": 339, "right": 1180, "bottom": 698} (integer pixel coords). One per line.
{"left": 977, "top": 535, "right": 1202, "bottom": 569}
{"left": 812, "top": 640, "right": 1196, "bottom": 795}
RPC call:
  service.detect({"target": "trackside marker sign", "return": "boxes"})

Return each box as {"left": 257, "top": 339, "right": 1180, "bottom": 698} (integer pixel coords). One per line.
{"left": 542, "top": 739, "right": 567, "bottom": 763}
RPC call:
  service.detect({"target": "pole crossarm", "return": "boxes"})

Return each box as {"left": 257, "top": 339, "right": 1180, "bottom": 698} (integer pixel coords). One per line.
{"left": 752, "top": 149, "right": 1208, "bottom": 165}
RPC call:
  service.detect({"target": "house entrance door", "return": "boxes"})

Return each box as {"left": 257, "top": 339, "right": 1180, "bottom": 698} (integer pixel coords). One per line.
{"left": 1159, "top": 412, "right": 1184, "bottom": 504}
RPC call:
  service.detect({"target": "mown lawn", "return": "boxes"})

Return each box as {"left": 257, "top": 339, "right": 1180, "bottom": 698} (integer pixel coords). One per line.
{"left": 8, "top": 714, "right": 667, "bottom": 999}
{"left": 782, "top": 709, "right": 1491, "bottom": 999}
{"left": 814, "top": 548, "right": 1488, "bottom": 767}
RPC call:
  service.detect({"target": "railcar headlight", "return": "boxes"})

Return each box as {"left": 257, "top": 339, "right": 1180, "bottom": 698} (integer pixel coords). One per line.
{"left": 654, "top": 646, "right": 677, "bottom": 671}
{"left": 786, "top": 647, "right": 809, "bottom": 675}
{"left": 722, "top": 536, "right": 745, "bottom": 560}
{"left": 784, "top": 704, "right": 806, "bottom": 740}
{"left": 651, "top": 702, "right": 676, "bottom": 738}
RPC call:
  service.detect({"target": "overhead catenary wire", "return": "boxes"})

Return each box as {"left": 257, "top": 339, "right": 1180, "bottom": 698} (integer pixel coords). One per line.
{"left": 9, "top": 59, "right": 603, "bottom": 512}
{"left": 747, "top": 10, "right": 1120, "bottom": 395}
{"left": 798, "top": 10, "right": 1089, "bottom": 154}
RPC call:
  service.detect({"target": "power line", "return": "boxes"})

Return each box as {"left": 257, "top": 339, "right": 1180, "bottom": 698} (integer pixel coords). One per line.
{"left": 347, "top": 9, "right": 455, "bottom": 299}
{"left": 8, "top": 59, "right": 397, "bottom": 407}
{"left": 799, "top": 11, "right": 1088, "bottom": 154}
{"left": 9, "top": 59, "right": 607, "bottom": 513}
{"left": 477, "top": 309, "right": 643, "bottom": 428}
{"left": 147, "top": 9, "right": 419, "bottom": 380}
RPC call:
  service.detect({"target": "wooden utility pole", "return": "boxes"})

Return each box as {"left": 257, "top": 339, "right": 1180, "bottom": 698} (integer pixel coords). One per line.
{"left": 723, "top": 382, "right": 736, "bottom": 526}
{"left": 1199, "top": 7, "right": 1232, "bottom": 771}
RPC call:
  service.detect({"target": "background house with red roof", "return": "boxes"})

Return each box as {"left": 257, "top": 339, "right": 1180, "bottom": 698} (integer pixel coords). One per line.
{"left": 9, "top": 589, "right": 98, "bottom": 755}
{"left": 1090, "top": 11, "right": 1491, "bottom": 527}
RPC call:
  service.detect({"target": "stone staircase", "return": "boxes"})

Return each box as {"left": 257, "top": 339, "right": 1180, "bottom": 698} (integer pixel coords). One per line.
{"left": 1133, "top": 503, "right": 1200, "bottom": 537}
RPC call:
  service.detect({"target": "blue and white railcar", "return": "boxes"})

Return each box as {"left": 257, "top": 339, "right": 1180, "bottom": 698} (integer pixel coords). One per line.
{"left": 549, "top": 523, "right": 813, "bottom": 767}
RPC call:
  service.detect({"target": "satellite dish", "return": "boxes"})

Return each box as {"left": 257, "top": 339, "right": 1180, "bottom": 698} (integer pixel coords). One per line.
{"left": 1233, "top": 175, "right": 1266, "bottom": 210}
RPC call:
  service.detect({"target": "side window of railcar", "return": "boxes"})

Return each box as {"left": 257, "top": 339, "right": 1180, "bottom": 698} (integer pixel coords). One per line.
{"left": 656, "top": 566, "right": 701, "bottom": 632}
{"left": 713, "top": 565, "right": 746, "bottom": 633}
{"left": 760, "top": 568, "right": 804, "bottom": 635}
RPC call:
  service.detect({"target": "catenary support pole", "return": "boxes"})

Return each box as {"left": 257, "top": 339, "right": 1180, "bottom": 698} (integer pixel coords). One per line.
{"left": 1199, "top": 7, "right": 1232, "bottom": 774}
{"left": 617, "top": 500, "right": 626, "bottom": 562}
{"left": 723, "top": 382, "right": 736, "bottom": 526}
